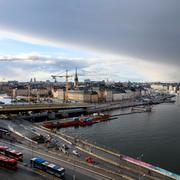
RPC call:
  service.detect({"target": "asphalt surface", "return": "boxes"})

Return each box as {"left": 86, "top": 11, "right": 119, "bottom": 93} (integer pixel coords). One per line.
{"left": 0, "top": 119, "right": 164, "bottom": 180}
{"left": 0, "top": 166, "right": 47, "bottom": 180}
{"left": 0, "top": 140, "right": 105, "bottom": 180}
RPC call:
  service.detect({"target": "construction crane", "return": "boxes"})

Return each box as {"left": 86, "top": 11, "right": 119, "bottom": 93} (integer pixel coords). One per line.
{"left": 51, "top": 70, "right": 73, "bottom": 102}
{"left": 51, "top": 69, "right": 108, "bottom": 102}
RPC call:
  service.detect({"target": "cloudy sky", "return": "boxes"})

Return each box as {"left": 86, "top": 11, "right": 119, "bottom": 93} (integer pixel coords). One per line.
{"left": 0, "top": 0, "right": 179, "bottom": 82}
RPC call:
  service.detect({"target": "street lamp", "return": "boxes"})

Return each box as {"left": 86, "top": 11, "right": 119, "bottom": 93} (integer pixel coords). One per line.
{"left": 137, "top": 153, "right": 144, "bottom": 180}
{"left": 137, "top": 153, "right": 143, "bottom": 160}
{"left": 139, "top": 174, "right": 146, "bottom": 180}
{"left": 73, "top": 156, "right": 76, "bottom": 180}
{"left": 31, "top": 140, "right": 34, "bottom": 159}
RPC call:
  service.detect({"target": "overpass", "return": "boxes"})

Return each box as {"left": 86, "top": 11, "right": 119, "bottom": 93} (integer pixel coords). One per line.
{"left": 0, "top": 103, "right": 89, "bottom": 114}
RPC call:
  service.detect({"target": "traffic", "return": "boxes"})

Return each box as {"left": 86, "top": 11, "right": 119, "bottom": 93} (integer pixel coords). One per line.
{"left": 0, "top": 146, "right": 23, "bottom": 161}
{"left": 0, "top": 144, "right": 67, "bottom": 179}
{"left": 30, "top": 157, "right": 65, "bottom": 178}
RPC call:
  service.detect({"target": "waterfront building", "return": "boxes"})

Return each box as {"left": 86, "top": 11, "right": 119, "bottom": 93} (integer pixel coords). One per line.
{"left": 151, "top": 84, "right": 168, "bottom": 92}
{"left": 51, "top": 89, "right": 64, "bottom": 101}
{"left": 12, "top": 88, "right": 50, "bottom": 99}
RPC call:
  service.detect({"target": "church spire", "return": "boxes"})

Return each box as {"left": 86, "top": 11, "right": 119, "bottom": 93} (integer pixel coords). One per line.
{"left": 74, "top": 67, "right": 78, "bottom": 90}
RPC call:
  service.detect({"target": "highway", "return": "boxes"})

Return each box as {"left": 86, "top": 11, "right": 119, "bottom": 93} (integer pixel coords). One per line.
{"left": 29, "top": 126, "right": 155, "bottom": 180}
{"left": 0, "top": 166, "right": 47, "bottom": 180}
{"left": 32, "top": 125, "right": 178, "bottom": 180}
{"left": 0, "top": 119, "right": 178, "bottom": 180}
{"left": 0, "top": 139, "right": 112, "bottom": 180}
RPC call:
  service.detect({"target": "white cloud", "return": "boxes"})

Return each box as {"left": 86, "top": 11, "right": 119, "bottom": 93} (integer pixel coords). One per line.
{"left": 0, "top": 52, "right": 176, "bottom": 82}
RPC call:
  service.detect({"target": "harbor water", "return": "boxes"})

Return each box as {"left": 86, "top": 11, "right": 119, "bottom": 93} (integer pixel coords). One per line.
{"left": 62, "top": 96, "right": 180, "bottom": 174}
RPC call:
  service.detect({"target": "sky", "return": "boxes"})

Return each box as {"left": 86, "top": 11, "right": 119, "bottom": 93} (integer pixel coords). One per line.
{"left": 0, "top": 0, "right": 179, "bottom": 82}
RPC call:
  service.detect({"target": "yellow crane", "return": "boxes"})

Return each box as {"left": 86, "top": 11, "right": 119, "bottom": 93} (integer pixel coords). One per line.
{"left": 51, "top": 69, "right": 107, "bottom": 102}
{"left": 51, "top": 70, "right": 73, "bottom": 102}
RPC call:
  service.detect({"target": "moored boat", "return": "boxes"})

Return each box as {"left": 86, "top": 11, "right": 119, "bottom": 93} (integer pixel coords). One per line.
{"left": 43, "top": 113, "right": 111, "bottom": 129}
{"left": 43, "top": 117, "right": 79, "bottom": 129}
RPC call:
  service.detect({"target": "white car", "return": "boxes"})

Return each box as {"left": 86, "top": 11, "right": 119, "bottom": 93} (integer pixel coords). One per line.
{"left": 72, "top": 150, "right": 80, "bottom": 157}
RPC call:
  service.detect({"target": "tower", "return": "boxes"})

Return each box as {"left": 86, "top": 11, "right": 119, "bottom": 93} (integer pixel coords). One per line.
{"left": 74, "top": 67, "right": 78, "bottom": 90}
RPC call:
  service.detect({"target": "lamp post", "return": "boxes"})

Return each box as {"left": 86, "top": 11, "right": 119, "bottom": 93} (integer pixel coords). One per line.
{"left": 31, "top": 140, "right": 33, "bottom": 159}
{"left": 73, "top": 156, "right": 76, "bottom": 180}
{"left": 137, "top": 153, "right": 144, "bottom": 180}
{"left": 137, "top": 153, "right": 143, "bottom": 160}
{"left": 139, "top": 174, "right": 146, "bottom": 180}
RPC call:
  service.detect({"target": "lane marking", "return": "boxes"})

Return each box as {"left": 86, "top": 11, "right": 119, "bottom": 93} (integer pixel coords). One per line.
{"left": 0, "top": 140, "right": 113, "bottom": 180}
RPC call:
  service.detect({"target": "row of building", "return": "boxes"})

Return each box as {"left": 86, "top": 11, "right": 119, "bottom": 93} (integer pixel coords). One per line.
{"left": 52, "top": 87, "right": 148, "bottom": 103}
{"left": 151, "top": 83, "right": 180, "bottom": 93}
{"left": 10, "top": 84, "right": 149, "bottom": 103}
{"left": 0, "top": 71, "right": 151, "bottom": 103}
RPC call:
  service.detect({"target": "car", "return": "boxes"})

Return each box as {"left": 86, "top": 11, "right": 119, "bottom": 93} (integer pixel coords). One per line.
{"left": 72, "top": 150, "right": 80, "bottom": 157}
{"left": 59, "top": 147, "right": 69, "bottom": 155}
{"left": 85, "top": 156, "right": 95, "bottom": 164}
{"left": 62, "top": 144, "right": 69, "bottom": 150}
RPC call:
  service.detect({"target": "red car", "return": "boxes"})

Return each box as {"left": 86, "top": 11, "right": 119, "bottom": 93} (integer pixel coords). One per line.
{"left": 85, "top": 156, "right": 95, "bottom": 164}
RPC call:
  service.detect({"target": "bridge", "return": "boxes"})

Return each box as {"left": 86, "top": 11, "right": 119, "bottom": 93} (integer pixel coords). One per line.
{"left": 0, "top": 103, "right": 89, "bottom": 114}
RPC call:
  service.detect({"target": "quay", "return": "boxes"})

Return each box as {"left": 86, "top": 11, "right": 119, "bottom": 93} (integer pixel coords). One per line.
{"left": 0, "top": 99, "right": 160, "bottom": 115}
{"left": 34, "top": 125, "right": 180, "bottom": 180}
{"left": 0, "top": 92, "right": 174, "bottom": 115}
{"left": 0, "top": 94, "right": 178, "bottom": 180}
{"left": 0, "top": 111, "right": 180, "bottom": 179}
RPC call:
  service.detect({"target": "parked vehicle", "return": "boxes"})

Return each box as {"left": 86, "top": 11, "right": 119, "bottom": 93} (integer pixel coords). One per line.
{"left": 62, "top": 144, "right": 69, "bottom": 150}
{"left": 72, "top": 150, "right": 80, "bottom": 157}
{"left": 59, "top": 147, "right": 69, "bottom": 155}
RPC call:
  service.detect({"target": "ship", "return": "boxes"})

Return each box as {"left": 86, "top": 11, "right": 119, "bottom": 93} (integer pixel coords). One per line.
{"left": 131, "top": 106, "right": 152, "bottom": 112}
{"left": 43, "top": 117, "right": 79, "bottom": 129}
{"left": 43, "top": 113, "right": 111, "bottom": 129}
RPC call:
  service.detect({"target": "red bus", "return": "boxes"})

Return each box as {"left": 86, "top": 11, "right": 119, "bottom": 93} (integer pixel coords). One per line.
{"left": 0, "top": 155, "right": 17, "bottom": 170}
{"left": 0, "top": 146, "right": 23, "bottom": 161}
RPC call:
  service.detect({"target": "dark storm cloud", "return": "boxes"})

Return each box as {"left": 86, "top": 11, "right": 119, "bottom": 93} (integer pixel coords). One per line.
{"left": 0, "top": 0, "right": 180, "bottom": 65}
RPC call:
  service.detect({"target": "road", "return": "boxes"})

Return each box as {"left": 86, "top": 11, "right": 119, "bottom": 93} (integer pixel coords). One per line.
{"left": 32, "top": 126, "right": 156, "bottom": 180}
{"left": 0, "top": 120, "right": 171, "bottom": 180}
{"left": 0, "top": 139, "right": 111, "bottom": 180}
{"left": 0, "top": 166, "right": 47, "bottom": 180}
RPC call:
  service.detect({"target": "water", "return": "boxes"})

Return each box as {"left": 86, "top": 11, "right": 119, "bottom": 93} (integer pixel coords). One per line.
{"left": 62, "top": 96, "right": 180, "bottom": 174}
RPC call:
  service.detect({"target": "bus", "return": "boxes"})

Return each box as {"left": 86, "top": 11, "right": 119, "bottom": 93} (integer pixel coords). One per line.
{"left": 0, "top": 155, "right": 17, "bottom": 170}
{"left": 0, "top": 146, "right": 23, "bottom": 161}
{"left": 30, "top": 157, "right": 65, "bottom": 178}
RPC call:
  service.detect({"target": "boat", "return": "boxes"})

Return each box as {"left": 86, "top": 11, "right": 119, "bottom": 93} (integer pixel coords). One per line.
{"left": 78, "top": 117, "right": 94, "bottom": 126}
{"left": 164, "top": 99, "right": 176, "bottom": 103}
{"left": 43, "top": 113, "right": 111, "bottom": 129}
{"left": 43, "top": 117, "right": 80, "bottom": 129}
{"left": 131, "top": 106, "right": 152, "bottom": 112}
